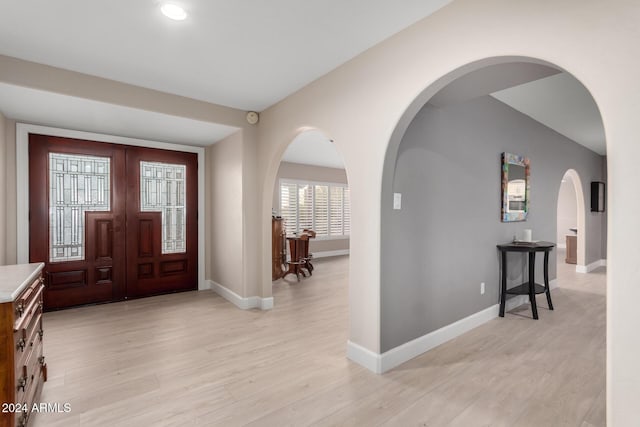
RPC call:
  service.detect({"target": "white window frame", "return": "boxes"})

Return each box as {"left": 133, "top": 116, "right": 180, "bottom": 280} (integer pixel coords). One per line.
{"left": 278, "top": 178, "right": 350, "bottom": 240}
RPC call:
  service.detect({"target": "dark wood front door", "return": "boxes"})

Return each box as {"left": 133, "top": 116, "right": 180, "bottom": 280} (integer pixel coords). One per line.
{"left": 125, "top": 146, "right": 198, "bottom": 298}
{"left": 29, "top": 134, "right": 198, "bottom": 310}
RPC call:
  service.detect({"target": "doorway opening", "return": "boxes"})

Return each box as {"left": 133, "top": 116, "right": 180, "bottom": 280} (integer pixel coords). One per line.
{"left": 271, "top": 129, "right": 350, "bottom": 285}
{"left": 556, "top": 169, "right": 586, "bottom": 270}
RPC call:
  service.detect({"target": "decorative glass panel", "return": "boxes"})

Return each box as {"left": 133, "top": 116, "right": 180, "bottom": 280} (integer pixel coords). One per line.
{"left": 140, "top": 161, "right": 187, "bottom": 254}
{"left": 49, "top": 153, "right": 111, "bottom": 262}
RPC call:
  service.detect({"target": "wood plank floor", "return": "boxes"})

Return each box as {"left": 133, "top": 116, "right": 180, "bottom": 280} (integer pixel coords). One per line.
{"left": 32, "top": 254, "right": 605, "bottom": 426}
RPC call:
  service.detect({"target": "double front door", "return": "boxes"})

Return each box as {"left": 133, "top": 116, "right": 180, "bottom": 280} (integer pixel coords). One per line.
{"left": 29, "top": 134, "right": 198, "bottom": 310}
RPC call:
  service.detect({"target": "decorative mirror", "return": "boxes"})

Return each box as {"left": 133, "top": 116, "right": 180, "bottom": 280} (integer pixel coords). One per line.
{"left": 501, "top": 152, "right": 530, "bottom": 222}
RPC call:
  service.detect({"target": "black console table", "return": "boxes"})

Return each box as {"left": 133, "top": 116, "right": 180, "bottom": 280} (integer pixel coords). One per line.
{"left": 497, "top": 241, "right": 555, "bottom": 319}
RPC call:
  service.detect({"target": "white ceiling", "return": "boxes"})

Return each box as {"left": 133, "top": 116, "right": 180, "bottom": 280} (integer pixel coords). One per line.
{"left": 0, "top": 82, "right": 238, "bottom": 146}
{"left": 428, "top": 62, "right": 606, "bottom": 155}
{"left": 0, "top": 0, "right": 452, "bottom": 112}
{"left": 491, "top": 73, "right": 606, "bottom": 155}
{"left": 281, "top": 130, "right": 345, "bottom": 169}
{"left": 429, "top": 62, "right": 561, "bottom": 108}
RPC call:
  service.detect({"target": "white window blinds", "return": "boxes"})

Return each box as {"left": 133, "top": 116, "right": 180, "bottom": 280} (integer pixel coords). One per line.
{"left": 280, "top": 182, "right": 297, "bottom": 234}
{"left": 279, "top": 179, "right": 350, "bottom": 238}
{"left": 314, "top": 185, "right": 329, "bottom": 237}
{"left": 344, "top": 188, "right": 351, "bottom": 235}
{"left": 329, "top": 186, "right": 344, "bottom": 236}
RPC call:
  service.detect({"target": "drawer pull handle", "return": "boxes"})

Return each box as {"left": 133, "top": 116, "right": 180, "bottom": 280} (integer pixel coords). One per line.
{"left": 39, "top": 356, "right": 46, "bottom": 365}
{"left": 38, "top": 329, "right": 44, "bottom": 339}
{"left": 17, "top": 337, "right": 26, "bottom": 352}
{"left": 16, "top": 302, "right": 25, "bottom": 316}
{"left": 17, "top": 414, "right": 27, "bottom": 427}
{"left": 17, "top": 375, "right": 27, "bottom": 392}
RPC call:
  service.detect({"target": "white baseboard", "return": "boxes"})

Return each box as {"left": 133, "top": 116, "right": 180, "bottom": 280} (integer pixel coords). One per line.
{"left": 313, "top": 249, "right": 349, "bottom": 259}
{"left": 379, "top": 303, "right": 500, "bottom": 373}
{"left": 348, "top": 278, "right": 559, "bottom": 374}
{"left": 347, "top": 341, "right": 382, "bottom": 374}
{"left": 255, "top": 296, "right": 274, "bottom": 310}
{"left": 208, "top": 280, "right": 273, "bottom": 310}
{"left": 576, "top": 259, "right": 607, "bottom": 273}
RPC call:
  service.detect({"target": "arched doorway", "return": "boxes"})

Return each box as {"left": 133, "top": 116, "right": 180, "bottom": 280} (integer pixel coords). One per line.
{"left": 380, "top": 57, "right": 607, "bottom": 374}
{"left": 269, "top": 128, "right": 350, "bottom": 298}
{"left": 557, "top": 169, "right": 587, "bottom": 269}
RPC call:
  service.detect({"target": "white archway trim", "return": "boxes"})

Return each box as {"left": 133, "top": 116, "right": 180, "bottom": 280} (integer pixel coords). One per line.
{"left": 563, "top": 169, "right": 587, "bottom": 271}
{"left": 16, "top": 123, "right": 207, "bottom": 291}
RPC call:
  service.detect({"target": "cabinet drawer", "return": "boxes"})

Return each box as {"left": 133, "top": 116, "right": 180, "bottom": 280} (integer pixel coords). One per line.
{"left": 14, "top": 312, "right": 43, "bottom": 375}
{"left": 13, "top": 281, "right": 43, "bottom": 332}
{"left": 13, "top": 277, "right": 44, "bottom": 328}
{"left": 15, "top": 339, "right": 43, "bottom": 408}
{"left": 14, "top": 368, "right": 45, "bottom": 427}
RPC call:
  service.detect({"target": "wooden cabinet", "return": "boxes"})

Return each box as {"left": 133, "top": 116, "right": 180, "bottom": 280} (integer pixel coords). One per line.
{"left": 566, "top": 235, "right": 577, "bottom": 264}
{"left": 0, "top": 263, "right": 46, "bottom": 427}
{"left": 272, "top": 217, "right": 286, "bottom": 280}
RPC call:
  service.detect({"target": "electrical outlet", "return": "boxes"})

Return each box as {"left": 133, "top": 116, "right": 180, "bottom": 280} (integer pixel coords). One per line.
{"left": 480, "top": 282, "right": 485, "bottom": 295}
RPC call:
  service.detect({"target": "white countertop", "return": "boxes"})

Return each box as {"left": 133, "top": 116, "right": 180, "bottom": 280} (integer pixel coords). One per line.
{"left": 0, "top": 263, "right": 45, "bottom": 303}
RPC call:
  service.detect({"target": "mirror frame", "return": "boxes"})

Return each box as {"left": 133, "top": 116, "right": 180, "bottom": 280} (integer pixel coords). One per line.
{"left": 501, "top": 152, "right": 530, "bottom": 222}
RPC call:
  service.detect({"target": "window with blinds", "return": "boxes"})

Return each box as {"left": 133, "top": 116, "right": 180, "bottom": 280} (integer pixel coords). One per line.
{"left": 279, "top": 179, "right": 350, "bottom": 238}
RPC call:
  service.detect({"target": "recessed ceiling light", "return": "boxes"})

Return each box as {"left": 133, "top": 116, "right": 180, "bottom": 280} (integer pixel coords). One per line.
{"left": 161, "top": 4, "right": 187, "bottom": 21}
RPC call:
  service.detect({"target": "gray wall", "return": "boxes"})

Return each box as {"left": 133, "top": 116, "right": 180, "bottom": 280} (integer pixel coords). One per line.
{"left": 0, "top": 116, "right": 16, "bottom": 265}
{"left": 381, "top": 95, "right": 606, "bottom": 352}
{"left": 273, "top": 161, "right": 349, "bottom": 254}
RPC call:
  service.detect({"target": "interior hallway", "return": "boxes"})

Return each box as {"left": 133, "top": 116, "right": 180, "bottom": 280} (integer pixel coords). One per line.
{"left": 33, "top": 254, "right": 605, "bottom": 426}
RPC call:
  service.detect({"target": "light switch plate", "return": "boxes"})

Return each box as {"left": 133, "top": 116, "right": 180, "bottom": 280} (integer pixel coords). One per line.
{"left": 393, "top": 193, "right": 402, "bottom": 210}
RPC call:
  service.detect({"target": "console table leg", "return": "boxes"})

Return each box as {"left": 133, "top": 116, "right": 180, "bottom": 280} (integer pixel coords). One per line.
{"left": 500, "top": 251, "right": 507, "bottom": 317}
{"left": 544, "top": 250, "right": 554, "bottom": 310}
{"left": 529, "top": 251, "right": 539, "bottom": 320}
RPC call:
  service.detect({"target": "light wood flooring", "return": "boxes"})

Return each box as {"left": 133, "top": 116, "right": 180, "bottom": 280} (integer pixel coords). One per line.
{"left": 32, "top": 254, "right": 605, "bottom": 426}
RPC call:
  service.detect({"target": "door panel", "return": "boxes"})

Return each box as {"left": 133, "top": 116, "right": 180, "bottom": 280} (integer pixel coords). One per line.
{"left": 137, "top": 215, "right": 159, "bottom": 258}
{"left": 86, "top": 211, "right": 124, "bottom": 301}
{"left": 125, "top": 146, "right": 198, "bottom": 298}
{"left": 29, "top": 134, "right": 198, "bottom": 310}
{"left": 29, "top": 134, "right": 126, "bottom": 310}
